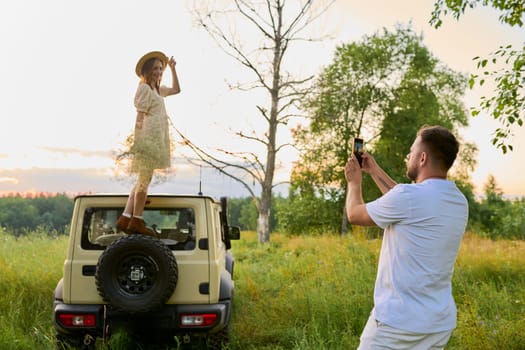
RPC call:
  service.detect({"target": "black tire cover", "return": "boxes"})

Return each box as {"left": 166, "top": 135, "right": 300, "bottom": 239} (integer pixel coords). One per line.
{"left": 95, "top": 234, "right": 178, "bottom": 313}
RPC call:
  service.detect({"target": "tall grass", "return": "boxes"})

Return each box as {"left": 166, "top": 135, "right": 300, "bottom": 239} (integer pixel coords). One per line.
{"left": 449, "top": 234, "right": 525, "bottom": 349}
{"left": 228, "top": 230, "right": 379, "bottom": 349}
{"left": 0, "top": 228, "right": 67, "bottom": 349}
{"left": 1, "top": 228, "right": 524, "bottom": 349}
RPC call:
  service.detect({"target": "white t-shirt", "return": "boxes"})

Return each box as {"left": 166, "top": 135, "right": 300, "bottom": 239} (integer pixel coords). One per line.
{"left": 366, "top": 179, "right": 468, "bottom": 333}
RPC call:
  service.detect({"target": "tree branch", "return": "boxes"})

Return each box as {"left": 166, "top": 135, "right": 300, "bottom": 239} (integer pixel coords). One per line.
{"left": 175, "top": 127, "right": 264, "bottom": 188}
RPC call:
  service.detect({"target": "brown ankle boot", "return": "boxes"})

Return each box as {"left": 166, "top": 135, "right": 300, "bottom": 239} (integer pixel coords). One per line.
{"left": 115, "top": 215, "right": 131, "bottom": 233}
{"left": 127, "top": 217, "right": 156, "bottom": 237}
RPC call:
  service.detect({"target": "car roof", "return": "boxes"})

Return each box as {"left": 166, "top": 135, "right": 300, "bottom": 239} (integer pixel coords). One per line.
{"left": 74, "top": 193, "right": 217, "bottom": 202}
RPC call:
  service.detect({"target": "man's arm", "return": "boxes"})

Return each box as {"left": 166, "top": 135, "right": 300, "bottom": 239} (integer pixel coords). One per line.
{"left": 344, "top": 157, "right": 376, "bottom": 226}
{"left": 362, "top": 153, "right": 397, "bottom": 194}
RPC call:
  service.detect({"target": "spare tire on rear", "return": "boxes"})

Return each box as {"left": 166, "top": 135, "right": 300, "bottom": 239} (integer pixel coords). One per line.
{"left": 95, "top": 234, "right": 178, "bottom": 313}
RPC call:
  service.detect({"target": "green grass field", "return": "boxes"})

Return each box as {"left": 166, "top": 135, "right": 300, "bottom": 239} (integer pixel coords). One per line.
{"left": 1, "top": 228, "right": 524, "bottom": 349}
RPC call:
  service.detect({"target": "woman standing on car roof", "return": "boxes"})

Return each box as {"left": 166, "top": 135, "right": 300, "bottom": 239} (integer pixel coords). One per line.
{"left": 116, "top": 51, "right": 181, "bottom": 236}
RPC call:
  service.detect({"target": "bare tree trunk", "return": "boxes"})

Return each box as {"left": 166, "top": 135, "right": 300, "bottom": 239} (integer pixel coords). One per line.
{"left": 257, "top": 135, "right": 274, "bottom": 242}
{"left": 257, "top": 205, "right": 271, "bottom": 243}
{"left": 256, "top": 5, "right": 281, "bottom": 243}
{"left": 258, "top": 117, "right": 276, "bottom": 242}
{"left": 257, "top": 153, "right": 274, "bottom": 242}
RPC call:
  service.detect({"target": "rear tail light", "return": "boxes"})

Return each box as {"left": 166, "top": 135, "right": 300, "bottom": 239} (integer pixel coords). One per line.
{"left": 58, "top": 313, "right": 96, "bottom": 327}
{"left": 180, "top": 313, "right": 217, "bottom": 327}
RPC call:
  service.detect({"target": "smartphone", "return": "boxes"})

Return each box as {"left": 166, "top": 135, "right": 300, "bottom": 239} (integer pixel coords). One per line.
{"left": 353, "top": 137, "right": 364, "bottom": 167}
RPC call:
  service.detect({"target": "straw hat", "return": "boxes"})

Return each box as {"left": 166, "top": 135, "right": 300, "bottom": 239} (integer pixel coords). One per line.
{"left": 135, "top": 51, "right": 168, "bottom": 77}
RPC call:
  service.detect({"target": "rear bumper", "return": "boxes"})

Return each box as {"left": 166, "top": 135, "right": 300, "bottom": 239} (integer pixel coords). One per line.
{"left": 53, "top": 301, "right": 232, "bottom": 337}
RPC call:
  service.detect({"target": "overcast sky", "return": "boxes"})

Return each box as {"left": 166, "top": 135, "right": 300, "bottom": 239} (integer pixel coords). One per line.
{"left": 0, "top": 0, "right": 524, "bottom": 198}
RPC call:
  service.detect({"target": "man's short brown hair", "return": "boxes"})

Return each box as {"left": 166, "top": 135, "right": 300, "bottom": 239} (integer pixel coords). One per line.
{"left": 417, "top": 125, "right": 459, "bottom": 171}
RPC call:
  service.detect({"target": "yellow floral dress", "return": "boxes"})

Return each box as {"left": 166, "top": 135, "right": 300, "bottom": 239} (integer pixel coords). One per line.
{"left": 130, "top": 83, "right": 172, "bottom": 174}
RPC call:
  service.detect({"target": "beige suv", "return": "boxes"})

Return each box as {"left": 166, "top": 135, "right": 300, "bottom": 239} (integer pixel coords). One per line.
{"left": 53, "top": 194, "right": 240, "bottom": 349}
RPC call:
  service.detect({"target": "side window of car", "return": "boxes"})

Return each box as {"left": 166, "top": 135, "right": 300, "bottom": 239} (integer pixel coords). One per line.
{"left": 214, "top": 206, "right": 224, "bottom": 249}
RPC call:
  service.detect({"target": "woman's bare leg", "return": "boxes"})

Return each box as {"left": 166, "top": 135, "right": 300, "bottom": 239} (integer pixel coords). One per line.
{"left": 133, "top": 171, "right": 153, "bottom": 217}
{"left": 116, "top": 186, "right": 136, "bottom": 232}
{"left": 116, "top": 172, "right": 151, "bottom": 233}
{"left": 123, "top": 185, "right": 136, "bottom": 216}
{"left": 126, "top": 170, "right": 155, "bottom": 236}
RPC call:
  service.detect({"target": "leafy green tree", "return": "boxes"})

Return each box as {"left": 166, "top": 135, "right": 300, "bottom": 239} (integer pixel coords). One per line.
{"left": 228, "top": 197, "right": 249, "bottom": 229}
{"left": 228, "top": 196, "right": 280, "bottom": 231}
{"left": 32, "top": 194, "right": 73, "bottom": 233}
{"left": 374, "top": 39, "right": 469, "bottom": 184}
{"left": 478, "top": 174, "right": 507, "bottom": 236}
{"left": 238, "top": 198, "right": 258, "bottom": 231}
{"left": 275, "top": 183, "right": 341, "bottom": 235}
{"left": 498, "top": 197, "right": 525, "bottom": 239}
{"left": 292, "top": 25, "right": 470, "bottom": 234}
{"left": 430, "top": 0, "right": 525, "bottom": 153}
{"left": 0, "top": 194, "right": 73, "bottom": 235}
{"left": 0, "top": 196, "right": 39, "bottom": 235}
{"left": 473, "top": 174, "right": 525, "bottom": 239}
{"left": 450, "top": 142, "right": 481, "bottom": 229}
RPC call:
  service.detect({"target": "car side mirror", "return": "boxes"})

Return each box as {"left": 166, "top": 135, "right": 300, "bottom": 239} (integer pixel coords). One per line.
{"left": 227, "top": 226, "right": 241, "bottom": 240}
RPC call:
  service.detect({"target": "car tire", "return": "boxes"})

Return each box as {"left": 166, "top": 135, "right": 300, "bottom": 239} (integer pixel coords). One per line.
{"left": 95, "top": 234, "right": 178, "bottom": 313}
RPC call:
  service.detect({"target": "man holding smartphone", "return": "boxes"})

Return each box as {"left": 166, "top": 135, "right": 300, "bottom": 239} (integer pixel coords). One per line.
{"left": 345, "top": 125, "right": 468, "bottom": 349}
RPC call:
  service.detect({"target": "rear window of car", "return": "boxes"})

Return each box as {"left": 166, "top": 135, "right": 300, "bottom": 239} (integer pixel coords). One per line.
{"left": 81, "top": 207, "right": 196, "bottom": 250}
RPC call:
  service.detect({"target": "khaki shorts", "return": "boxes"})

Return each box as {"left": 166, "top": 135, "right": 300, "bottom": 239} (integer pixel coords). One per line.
{"left": 357, "top": 314, "right": 453, "bottom": 350}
